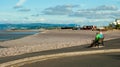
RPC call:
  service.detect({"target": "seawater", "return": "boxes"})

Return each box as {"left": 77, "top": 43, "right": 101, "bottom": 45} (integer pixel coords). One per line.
{"left": 0, "top": 31, "right": 39, "bottom": 41}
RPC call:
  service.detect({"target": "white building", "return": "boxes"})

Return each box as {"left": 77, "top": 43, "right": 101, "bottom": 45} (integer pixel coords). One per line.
{"left": 112, "top": 19, "right": 120, "bottom": 25}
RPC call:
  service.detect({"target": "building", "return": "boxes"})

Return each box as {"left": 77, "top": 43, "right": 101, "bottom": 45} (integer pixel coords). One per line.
{"left": 113, "top": 19, "right": 120, "bottom": 25}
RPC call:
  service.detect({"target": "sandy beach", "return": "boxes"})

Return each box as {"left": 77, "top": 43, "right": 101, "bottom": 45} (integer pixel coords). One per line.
{"left": 0, "top": 29, "right": 120, "bottom": 58}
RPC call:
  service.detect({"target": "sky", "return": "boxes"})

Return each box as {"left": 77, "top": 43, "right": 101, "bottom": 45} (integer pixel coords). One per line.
{"left": 0, "top": 0, "right": 120, "bottom": 26}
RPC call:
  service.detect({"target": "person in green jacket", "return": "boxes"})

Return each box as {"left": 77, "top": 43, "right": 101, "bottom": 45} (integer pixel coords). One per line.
{"left": 95, "top": 33, "right": 101, "bottom": 41}
{"left": 88, "top": 32, "right": 101, "bottom": 47}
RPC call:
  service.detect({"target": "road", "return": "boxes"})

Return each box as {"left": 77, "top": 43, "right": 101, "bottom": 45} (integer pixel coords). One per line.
{"left": 20, "top": 52, "right": 120, "bottom": 67}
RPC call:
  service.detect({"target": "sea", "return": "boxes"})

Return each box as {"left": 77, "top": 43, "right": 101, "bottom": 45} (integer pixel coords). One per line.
{"left": 0, "top": 31, "right": 39, "bottom": 41}
{"left": 0, "top": 23, "right": 77, "bottom": 41}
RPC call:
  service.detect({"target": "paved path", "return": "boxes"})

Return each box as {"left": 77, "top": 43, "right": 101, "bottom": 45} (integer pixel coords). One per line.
{"left": 21, "top": 52, "right": 120, "bottom": 67}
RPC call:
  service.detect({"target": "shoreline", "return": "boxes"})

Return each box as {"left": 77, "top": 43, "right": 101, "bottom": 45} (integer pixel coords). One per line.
{"left": 0, "top": 29, "right": 120, "bottom": 58}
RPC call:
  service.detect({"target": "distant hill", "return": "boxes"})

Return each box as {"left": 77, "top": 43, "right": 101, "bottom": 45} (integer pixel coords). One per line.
{"left": 0, "top": 23, "right": 77, "bottom": 30}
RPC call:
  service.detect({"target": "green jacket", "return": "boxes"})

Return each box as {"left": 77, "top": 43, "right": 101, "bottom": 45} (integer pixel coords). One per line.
{"left": 95, "top": 34, "right": 101, "bottom": 41}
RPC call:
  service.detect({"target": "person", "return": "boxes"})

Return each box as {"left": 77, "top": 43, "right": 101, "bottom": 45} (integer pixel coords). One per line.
{"left": 99, "top": 31, "right": 104, "bottom": 38}
{"left": 88, "top": 32, "right": 101, "bottom": 47}
{"left": 98, "top": 31, "right": 104, "bottom": 46}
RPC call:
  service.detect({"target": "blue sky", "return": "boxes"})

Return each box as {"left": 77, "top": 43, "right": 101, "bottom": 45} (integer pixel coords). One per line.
{"left": 0, "top": 0, "right": 120, "bottom": 26}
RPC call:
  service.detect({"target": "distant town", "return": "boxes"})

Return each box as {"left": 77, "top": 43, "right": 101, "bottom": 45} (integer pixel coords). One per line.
{"left": 0, "top": 19, "right": 120, "bottom": 31}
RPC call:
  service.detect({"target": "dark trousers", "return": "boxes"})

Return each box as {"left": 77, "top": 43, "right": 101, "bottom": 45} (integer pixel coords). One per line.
{"left": 89, "top": 38, "right": 104, "bottom": 47}
{"left": 89, "top": 40, "right": 99, "bottom": 47}
{"left": 96, "top": 38, "right": 104, "bottom": 46}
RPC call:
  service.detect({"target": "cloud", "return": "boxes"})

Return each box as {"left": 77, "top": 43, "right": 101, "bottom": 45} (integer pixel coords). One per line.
{"left": 78, "top": 5, "right": 118, "bottom": 11}
{"left": 70, "top": 5, "right": 120, "bottom": 19}
{"left": 14, "top": 0, "right": 27, "bottom": 9}
{"left": 42, "top": 5, "right": 120, "bottom": 19}
{"left": 38, "top": 18, "right": 46, "bottom": 22}
{"left": 42, "top": 5, "right": 79, "bottom": 15}
{"left": 31, "top": 14, "right": 40, "bottom": 17}
{"left": 93, "top": 5, "right": 118, "bottom": 11}
{"left": 13, "top": 0, "right": 30, "bottom": 12}
{"left": 18, "top": 8, "right": 31, "bottom": 12}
